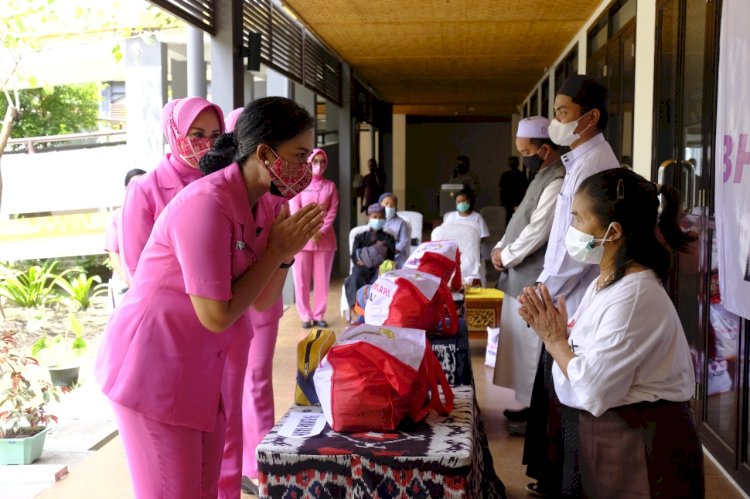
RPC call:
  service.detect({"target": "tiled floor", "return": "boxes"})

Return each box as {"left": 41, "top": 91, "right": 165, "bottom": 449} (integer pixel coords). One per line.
{"left": 35, "top": 280, "right": 745, "bottom": 498}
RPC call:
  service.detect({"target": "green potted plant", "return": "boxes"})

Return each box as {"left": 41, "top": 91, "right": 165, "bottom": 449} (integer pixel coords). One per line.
{"left": 32, "top": 314, "right": 88, "bottom": 388}
{"left": 0, "top": 329, "right": 60, "bottom": 465}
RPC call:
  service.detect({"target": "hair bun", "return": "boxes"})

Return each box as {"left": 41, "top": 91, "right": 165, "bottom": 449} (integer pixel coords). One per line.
{"left": 199, "top": 132, "right": 238, "bottom": 176}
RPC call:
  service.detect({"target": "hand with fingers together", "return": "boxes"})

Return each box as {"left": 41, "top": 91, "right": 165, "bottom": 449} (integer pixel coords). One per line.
{"left": 518, "top": 283, "right": 568, "bottom": 347}
{"left": 268, "top": 203, "right": 325, "bottom": 264}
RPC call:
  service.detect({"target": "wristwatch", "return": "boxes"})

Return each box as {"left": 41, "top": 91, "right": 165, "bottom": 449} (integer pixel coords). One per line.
{"left": 279, "top": 258, "right": 295, "bottom": 269}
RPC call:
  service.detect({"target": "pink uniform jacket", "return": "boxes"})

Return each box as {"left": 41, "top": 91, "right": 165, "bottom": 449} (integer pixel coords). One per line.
{"left": 119, "top": 156, "right": 203, "bottom": 280}
{"left": 96, "top": 163, "right": 279, "bottom": 432}
{"left": 289, "top": 177, "right": 338, "bottom": 252}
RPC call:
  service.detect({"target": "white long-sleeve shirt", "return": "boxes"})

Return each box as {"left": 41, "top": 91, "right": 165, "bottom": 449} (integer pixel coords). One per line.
{"left": 537, "top": 133, "right": 621, "bottom": 315}
{"left": 553, "top": 270, "right": 695, "bottom": 417}
{"left": 493, "top": 177, "right": 563, "bottom": 268}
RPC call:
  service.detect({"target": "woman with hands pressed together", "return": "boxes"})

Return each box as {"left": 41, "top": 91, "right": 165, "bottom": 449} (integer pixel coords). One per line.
{"left": 95, "top": 96, "right": 323, "bottom": 498}
{"left": 518, "top": 168, "right": 704, "bottom": 498}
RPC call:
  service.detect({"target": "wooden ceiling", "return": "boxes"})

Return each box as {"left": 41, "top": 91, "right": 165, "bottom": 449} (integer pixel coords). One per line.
{"left": 283, "top": 0, "right": 602, "bottom": 117}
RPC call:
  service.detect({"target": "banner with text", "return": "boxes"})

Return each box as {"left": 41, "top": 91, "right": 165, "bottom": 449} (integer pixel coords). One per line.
{"left": 716, "top": 0, "right": 750, "bottom": 320}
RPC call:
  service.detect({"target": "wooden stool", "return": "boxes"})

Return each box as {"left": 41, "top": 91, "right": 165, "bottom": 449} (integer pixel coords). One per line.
{"left": 464, "top": 287, "right": 504, "bottom": 335}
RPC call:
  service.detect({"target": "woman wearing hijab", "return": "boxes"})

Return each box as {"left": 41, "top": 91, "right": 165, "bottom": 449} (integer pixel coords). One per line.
{"left": 289, "top": 147, "right": 339, "bottom": 328}
{"left": 119, "top": 97, "right": 224, "bottom": 280}
{"left": 95, "top": 96, "right": 324, "bottom": 498}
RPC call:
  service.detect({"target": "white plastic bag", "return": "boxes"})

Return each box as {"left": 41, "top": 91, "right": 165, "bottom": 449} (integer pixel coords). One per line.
{"left": 485, "top": 327, "right": 500, "bottom": 367}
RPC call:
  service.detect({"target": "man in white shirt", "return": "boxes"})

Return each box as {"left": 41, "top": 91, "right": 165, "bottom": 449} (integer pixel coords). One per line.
{"left": 491, "top": 117, "right": 565, "bottom": 425}
{"left": 523, "top": 75, "right": 621, "bottom": 498}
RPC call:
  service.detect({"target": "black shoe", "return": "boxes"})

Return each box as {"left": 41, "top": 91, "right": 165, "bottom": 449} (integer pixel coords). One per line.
{"left": 314, "top": 319, "right": 329, "bottom": 328}
{"left": 301, "top": 320, "right": 314, "bottom": 329}
{"left": 241, "top": 476, "right": 259, "bottom": 496}
{"left": 503, "top": 407, "right": 530, "bottom": 422}
{"left": 507, "top": 420, "right": 526, "bottom": 437}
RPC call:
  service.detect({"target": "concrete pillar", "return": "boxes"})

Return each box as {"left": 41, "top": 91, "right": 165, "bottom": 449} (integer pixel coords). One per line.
{"left": 336, "top": 63, "right": 353, "bottom": 277}
{"left": 124, "top": 35, "right": 168, "bottom": 169}
{"left": 187, "top": 26, "right": 207, "bottom": 98}
{"left": 392, "top": 114, "right": 406, "bottom": 207}
{"left": 294, "top": 82, "right": 315, "bottom": 116}
{"left": 171, "top": 59, "right": 187, "bottom": 99}
{"left": 632, "top": 0, "right": 656, "bottom": 179}
{"left": 266, "top": 67, "right": 291, "bottom": 97}
{"left": 209, "top": 0, "right": 243, "bottom": 115}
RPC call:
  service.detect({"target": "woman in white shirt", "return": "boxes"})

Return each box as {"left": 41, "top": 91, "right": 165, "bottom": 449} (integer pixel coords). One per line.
{"left": 518, "top": 168, "right": 704, "bottom": 498}
{"left": 443, "top": 189, "right": 490, "bottom": 238}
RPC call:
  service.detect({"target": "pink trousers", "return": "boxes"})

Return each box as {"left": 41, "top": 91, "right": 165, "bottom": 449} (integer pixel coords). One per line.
{"left": 218, "top": 301, "right": 282, "bottom": 498}
{"left": 112, "top": 401, "right": 226, "bottom": 499}
{"left": 292, "top": 250, "right": 335, "bottom": 321}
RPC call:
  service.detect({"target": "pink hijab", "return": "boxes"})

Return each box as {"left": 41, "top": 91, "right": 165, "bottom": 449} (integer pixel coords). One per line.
{"left": 308, "top": 148, "right": 329, "bottom": 177}
{"left": 225, "top": 107, "right": 244, "bottom": 132}
{"left": 161, "top": 96, "right": 225, "bottom": 171}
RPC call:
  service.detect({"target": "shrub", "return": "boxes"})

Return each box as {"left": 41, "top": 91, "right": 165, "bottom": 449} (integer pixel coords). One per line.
{"left": 0, "top": 330, "right": 60, "bottom": 439}
{"left": 0, "top": 260, "right": 67, "bottom": 308}
{"left": 54, "top": 273, "right": 108, "bottom": 311}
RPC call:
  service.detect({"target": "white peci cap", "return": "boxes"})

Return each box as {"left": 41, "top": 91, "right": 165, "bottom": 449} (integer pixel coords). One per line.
{"left": 516, "top": 116, "right": 550, "bottom": 139}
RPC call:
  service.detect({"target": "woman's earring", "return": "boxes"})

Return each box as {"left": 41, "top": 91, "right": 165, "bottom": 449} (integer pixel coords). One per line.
{"left": 264, "top": 160, "right": 270, "bottom": 165}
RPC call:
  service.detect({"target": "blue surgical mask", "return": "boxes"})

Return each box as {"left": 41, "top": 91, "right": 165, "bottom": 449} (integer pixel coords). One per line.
{"left": 369, "top": 219, "right": 385, "bottom": 231}
{"left": 456, "top": 202, "right": 470, "bottom": 213}
{"left": 385, "top": 207, "right": 396, "bottom": 219}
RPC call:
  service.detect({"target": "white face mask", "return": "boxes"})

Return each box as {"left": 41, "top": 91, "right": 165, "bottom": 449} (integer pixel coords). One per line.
{"left": 564, "top": 223, "right": 613, "bottom": 264}
{"left": 384, "top": 206, "right": 396, "bottom": 219}
{"left": 548, "top": 111, "right": 592, "bottom": 147}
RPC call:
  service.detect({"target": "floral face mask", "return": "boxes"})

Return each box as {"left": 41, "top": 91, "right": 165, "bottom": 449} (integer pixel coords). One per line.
{"left": 266, "top": 149, "right": 313, "bottom": 199}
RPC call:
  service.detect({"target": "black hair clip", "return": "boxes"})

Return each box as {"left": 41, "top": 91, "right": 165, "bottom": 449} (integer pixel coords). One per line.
{"left": 616, "top": 179, "right": 625, "bottom": 200}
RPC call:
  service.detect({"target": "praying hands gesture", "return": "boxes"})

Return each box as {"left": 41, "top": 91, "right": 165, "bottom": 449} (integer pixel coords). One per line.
{"left": 518, "top": 283, "right": 575, "bottom": 377}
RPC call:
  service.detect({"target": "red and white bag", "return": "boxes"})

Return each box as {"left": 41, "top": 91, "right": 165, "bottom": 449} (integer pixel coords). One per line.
{"left": 314, "top": 324, "right": 454, "bottom": 432}
{"left": 365, "top": 268, "right": 458, "bottom": 334}
{"left": 404, "top": 240, "right": 462, "bottom": 291}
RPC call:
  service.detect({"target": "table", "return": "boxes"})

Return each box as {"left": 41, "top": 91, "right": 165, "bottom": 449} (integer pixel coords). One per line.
{"left": 428, "top": 321, "right": 471, "bottom": 386}
{"left": 463, "top": 288, "right": 504, "bottom": 334}
{"left": 256, "top": 386, "right": 505, "bottom": 498}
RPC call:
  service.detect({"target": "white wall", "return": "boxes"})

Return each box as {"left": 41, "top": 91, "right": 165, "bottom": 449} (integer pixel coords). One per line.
{"left": 405, "top": 121, "right": 512, "bottom": 223}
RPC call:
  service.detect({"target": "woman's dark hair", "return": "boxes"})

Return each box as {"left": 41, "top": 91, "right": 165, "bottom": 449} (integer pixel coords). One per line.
{"left": 124, "top": 168, "right": 147, "bottom": 187}
{"left": 199, "top": 97, "right": 314, "bottom": 176}
{"left": 577, "top": 167, "right": 697, "bottom": 286}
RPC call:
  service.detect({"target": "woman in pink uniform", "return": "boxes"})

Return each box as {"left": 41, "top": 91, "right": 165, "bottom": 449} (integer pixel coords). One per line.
{"left": 119, "top": 96, "right": 224, "bottom": 280}
{"left": 214, "top": 108, "right": 287, "bottom": 498}
{"left": 290, "top": 147, "right": 339, "bottom": 328}
{"left": 95, "top": 96, "right": 323, "bottom": 498}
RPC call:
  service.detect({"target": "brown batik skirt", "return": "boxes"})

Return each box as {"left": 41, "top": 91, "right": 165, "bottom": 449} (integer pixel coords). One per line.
{"left": 576, "top": 400, "right": 705, "bottom": 498}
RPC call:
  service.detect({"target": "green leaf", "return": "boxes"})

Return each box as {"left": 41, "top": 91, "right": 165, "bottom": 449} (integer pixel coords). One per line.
{"left": 31, "top": 337, "right": 47, "bottom": 356}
